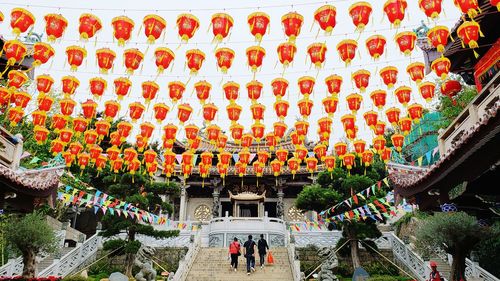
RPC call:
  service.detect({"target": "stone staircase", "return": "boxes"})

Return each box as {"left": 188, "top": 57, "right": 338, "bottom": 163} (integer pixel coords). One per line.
{"left": 185, "top": 247, "right": 293, "bottom": 281}
{"left": 36, "top": 247, "right": 75, "bottom": 274}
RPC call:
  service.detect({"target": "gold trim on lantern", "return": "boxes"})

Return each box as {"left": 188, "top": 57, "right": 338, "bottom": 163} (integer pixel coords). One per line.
{"left": 153, "top": 103, "right": 169, "bottom": 111}
{"left": 168, "top": 81, "right": 186, "bottom": 88}
{"left": 246, "top": 80, "right": 263, "bottom": 88}
{"left": 142, "top": 80, "right": 159, "bottom": 89}
{"left": 44, "top": 13, "right": 68, "bottom": 26}
{"left": 177, "top": 13, "right": 200, "bottom": 25}
{"left": 348, "top": 1, "right": 372, "bottom": 13}
{"left": 155, "top": 47, "right": 175, "bottom": 59}
{"left": 395, "top": 31, "right": 416, "bottom": 41}
{"left": 124, "top": 48, "right": 144, "bottom": 59}
{"left": 457, "top": 20, "right": 481, "bottom": 36}
{"left": 36, "top": 42, "right": 55, "bottom": 55}
{"left": 186, "top": 49, "right": 206, "bottom": 58}
{"left": 143, "top": 14, "right": 166, "bottom": 26}
{"left": 96, "top": 48, "right": 116, "bottom": 57}
{"left": 211, "top": 13, "right": 234, "bottom": 25}
{"left": 366, "top": 34, "right": 386, "bottom": 44}
{"left": 281, "top": 12, "right": 304, "bottom": 22}
{"left": 62, "top": 75, "right": 80, "bottom": 85}
{"left": 80, "top": 13, "right": 102, "bottom": 27}
{"left": 11, "top": 8, "right": 35, "bottom": 22}
{"left": 383, "top": 0, "right": 407, "bottom": 10}
{"left": 406, "top": 62, "right": 424, "bottom": 72}
{"left": 65, "top": 46, "right": 87, "bottom": 57}
{"left": 0, "top": 11, "right": 4, "bottom": 22}
{"left": 314, "top": 5, "right": 337, "bottom": 17}
{"left": 380, "top": 66, "right": 398, "bottom": 74}
{"left": 247, "top": 12, "right": 270, "bottom": 22}
{"left": 246, "top": 46, "right": 266, "bottom": 55}
{"left": 130, "top": 102, "right": 145, "bottom": 110}
{"left": 215, "top": 47, "right": 235, "bottom": 57}
{"left": 178, "top": 104, "right": 193, "bottom": 112}
{"left": 272, "top": 77, "right": 288, "bottom": 84}
{"left": 346, "top": 93, "right": 363, "bottom": 101}
{"left": 352, "top": 69, "right": 371, "bottom": 78}
{"left": 307, "top": 42, "right": 327, "bottom": 52}
{"left": 223, "top": 81, "right": 240, "bottom": 89}
{"left": 112, "top": 16, "right": 135, "bottom": 27}
{"left": 5, "top": 40, "right": 27, "bottom": 52}
{"left": 114, "top": 77, "right": 132, "bottom": 86}
{"left": 336, "top": 39, "right": 358, "bottom": 50}
{"left": 37, "top": 74, "right": 54, "bottom": 84}
{"left": 298, "top": 76, "right": 315, "bottom": 84}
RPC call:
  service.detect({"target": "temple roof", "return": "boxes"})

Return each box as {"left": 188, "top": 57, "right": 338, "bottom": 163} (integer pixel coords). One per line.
{"left": 0, "top": 164, "right": 61, "bottom": 196}
{"left": 229, "top": 191, "right": 266, "bottom": 201}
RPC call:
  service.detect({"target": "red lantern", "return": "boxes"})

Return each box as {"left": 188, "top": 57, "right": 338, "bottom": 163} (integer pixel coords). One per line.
{"left": 408, "top": 103, "right": 424, "bottom": 124}
{"left": 325, "top": 75, "right": 343, "bottom": 95}
{"left": 251, "top": 161, "right": 263, "bottom": 177}
{"left": 362, "top": 150, "right": 374, "bottom": 167}
{"left": 336, "top": 40, "right": 357, "bottom": 65}
{"left": 491, "top": 0, "right": 500, "bottom": 11}
{"left": 322, "top": 96, "right": 339, "bottom": 117}
{"left": 297, "top": 99, "right": 314, "bottom": 119}
{"left": 226, "top": 103, "right": 242, "bottom": 124}
{"left": 251, "top": 123, "right": 265, "bottom": 142}
{"left": 59, "top": 98, "right": 76, "bottom": 117}
{"left": 281, "top": 12, "right": 303, "bottom": 42}
{"left": 419, "top": 0, "right": 443, "bottom": 19}
{"left": 373, "top": 136, "right": 386, "bottom": 153}
{"left": 349, "top": 2, "right": 372, "bottom": 31}
{"left": 88, "top": 145, "right": 103, "bottom": 160}
{"left": 95, "top": 121, "right": 111, "bottom": 140}
{"left": 287, "top": 157, "right": 300, "bottom": 177}
{"left": 395, "top": 31, "right": 416, "bottom": 55}
{"left": 271, "top": 78, "right": 289, "bottom": 100}
{"left": 112, "top": 16, "right": 134, "bottom": 46}
{"left": 419, "top": 82, "right": 436, "bottom": 102}
{"left": 34, "top": 126, "right": 49, "bottom": 145}
{"left": 454, "top": 0, "right": 481, "bottom": 18}
{"left": 363, "top": 110, "right": 378, "bottom": 128}
{"left": 36, "top": 75, "right": 54, "bottom": 95}
{"left": 274, "top": 100, "right": 290, "bottom": 121}
{"left": 314, "top": 5, "right": 336, "bottom": 34}
{"left": 95, "top": 155, "right": 108, "bottom": 173}
{"left": 431, "top": 57, "right": 451, "bottom": 79}
{"left": 383, "top": 0, "right": 408, "bottom": 27}
{"left": 427, "top": 26, "right": 450, "bottom": 53}
{"left": 139, "top": 81, "right": 159, "bottom": 104}
{"left": 256, "top": 150, "right": 269, "bottom": 164}
{"left": 81, "top": 99, "right": 97, "bottom": 119}
{"left": 37, "top": 95, "right": 53, "bottom": 112}
{"left": 394, "top": 86, "right": 412, "bottom": 106}
{"left": 104, "top": 100, "right": 120, "bottom": 120}
{"left": 7, "top": 70, "right": 28, "bottom": 90}
{"left": 247, "top": 12, "right": 270, "bottom": 42}
{"left": 457, "top": 21, "right": 483, "bottom": 53}
{"left": 50, "top": 140, "right": 65, "bottom": 156}
{"left": 276, "top": 42, "right": 297, "bottom": 67}
{"left": 275, "top": 149, "right": 289, "bottom": 164}
{"left": 352, "top": 69, "right": 370, "bottom": 92}
{"left": 341, "top": 114, "right": 356, "bottom": 135}
{"left": 44, "top": 13, "right": 67, "bottom": 42}
{"left": 65, "top": 46, "right": 86, "bottom": 71}
{"left": 239, "top": 150, "right": 251, "bottom": 164}
{"left": 386, "top": 107, "right": 401, "bottom": 125}
{"left": 217, "top": 134, "right": 228, "bottom": 151}
{"left": 123, "top": 48, "right": 144, "bottom": 75}
{"left": 290, "top": 131, "right": 303, "bottom": 148}
{"left": 268, "top": 159, "right": 280, "bottom": 177}
{"left": 407, "top": 62, "right": 426, "bottom": 84}
{"left": 202, "top": 103, "right": 218, "bottom": 124}
{"left": 374, "top": 121, "right": 386, "bottom": 136}
{"left": 139, "top": 136, "right": 151, "bottom": 152}
{"left": 381, "top": 147, "right": 392, "bottom": 163}
{"left": 32, "top": 42, "right": 55, "bottom": 67}
{"left": 13, "top": 91, "right": 30, "bottom": 109}
{"left": 247, "top": 80, "right": 263, "bottom": 102}
{"left": 143, "top": 15, "right": 166, "bottom": 44}
{"left": 122, "top": 148, "right": 138, "bottom": 165}
{"left": 72, "top": 117, "right": 88, "bottom": 136}
{"left": 353, "top": 140, "right": 366, "bottom": 156}
{"left": 186, "top": 49, "right": 205, "bottom": 74}
{"left": 129, "top": 102, "right": 145, "bottom": 122}
{"left": 51, "top": 114, "right": 67, "bottom": 132}
{"left": 298, "top": 76, "right": 315, "bottom": 99}
{"left": 168, "top": 81, "right": 185, "bottom": 103}
{"left": 346, "top": 93, "right": 363, "bottom": 114}
{"left": 117, "top": 121, "right": 133, "bottom": 140}
{"left": 109, "top": 131, "right": 123, "bottom": 147}
{"left": 84, "top": 130, "right": 98, "bottom": 146}
{"left": 32, "top": 111, "right": 47, "bottom": 127}
{"left": 318, "top": 117, "right": 332, "bottom": 138}
{"left": 79, "top": 13, "right": 102, "bottom": 40}
{"left": 211, "top": 13, "right": 233, "bottom": 43}
{"left": 192, "top": 80, "right": 211, "bottom": 105}
{"left": 230, "top": 123, "right": 244, "bottom": 144}
{"left": 153, "top": 103, "right": 169, "bottom": 123}
{"left": 77, "top": 153, "right": 91, "bottom": 170}
{"left": 3, "top": 40, "right": 27, "bottom": 66}
{"left": 177, "top": 103, "right": 193, "bottom": 125}
{"left": 218, "top": 151, "right": 232, "bottom": 166}
{"left": 246, "top": 46, "right": 266, "bottom": 73}
{"left": 58, "top": 128, "right": 74, "bottom": 143}
{"left": 10, "top": 8, "right": 35, "bottom": 35}
{"left": 128, "top": 158, "right": 141, "bottom": 175}
{"left": 273, "top": 122, "right": 287, "bottom": 141}
{"left": 307, "top": 43, "right": 327, "bottom": 69}
{"left": 441, "top": 80, "right": 462, "bottom": 105}
{"left": 265, "top": 134, "right": 277, "bottom": 151}
{"left": 88, "top": 77, "right": 107, "bottom": 99}
{"left": 305, "top": 157, "right": 318, "bottom": 174}
{"left": 379, "top": 66, "right": 398, "bottom": 89}
{"left": 176, "top": 14, "right": 199, "bottom": 42}
{"left": 294, "top": 146, "right": 308, "bottom": 162}
{"left": 184, "top": 124, "right": 199, "bottom": 142}
{"left": 250, "top": 103, "right": 265, "bottom": 122}
{"left": 154, "top": 47, "right": 175, "bottom": 73}
{"left": 200, "top": 151, "right": 213, "bottom": 167}
{"left": 61, "top": 76, "right": 80, "bottom": 97}
{"left": 334, "top": 142, "right": 347, "bottom": 158}
{"left": 214, "top": 48, "right": 235, "bottom": 74}
{"left": 0, "top": 87, "right": 10, "bottom": 107}
{"left": 343, "top": 153, "right": 356, "bottom": 171}
{"left": 391, "top": 133, "right": 405, "bottom": 152}
{"left": 313, "top": 144, "right": 327, "bottom": 161}
{"left": 112, "top": 157, "right": 124, "bottom": 173}
{"left": 95, "top": 48, "right": 116, "bottom": 74}
{"left": 234, "top": 162, "right": 246, "bottom": 177}
{"left": 114, "top": 77, "right": 132, "bottom": 100}
{"left": 223, "top": 81, "right": 240, "bottom": 102}
{"left": 370, "top": 90, "right": 387, "bottom": 110}
{"left": 294, "top": 121, "right": 309, "bottom": 141}
{"left": 366, "top": 35, "right": 386, "bottom": 59}
{"left": 163, "top": 123, "right": 178, "bottom": 143}
{"left": 399, "top": 117, "right": 413, "bottom": 135}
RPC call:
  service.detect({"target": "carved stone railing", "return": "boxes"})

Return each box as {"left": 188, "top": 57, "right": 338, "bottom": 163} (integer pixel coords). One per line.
{"left": 172, "top": 231, "right": 201, "bottom": 281}
{"left": 386, "top": 232, "right": 429, "bottom": 281}
{"left": 38, "top": 233, "right": 101, "bottom": 277}
{"left": 0, "top": 256, "right": 23, "bottom": 277}
{"left": 286, "top": 233, "right": 304, "bottom": 281}
{"left": 465, "top": 258, "right": 499, "bottom": 281}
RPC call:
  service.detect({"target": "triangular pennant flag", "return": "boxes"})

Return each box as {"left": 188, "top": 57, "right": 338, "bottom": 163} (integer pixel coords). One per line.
{"left": 417, "top": 157, "right": 423, "bottom": 166}
{"left": 432, "top": 147, "right": 439, "bottom": 157}
{"left": 249, "top": 153, "right": 256, "bottom": 163}
{"left": 65, "top": 186, "right": 72, "bottom": 193}
{"left": 357, "top": 192, "right": 366, "bottom": 201}
{"left": 109, "top": 208, "right": 115, "bottom": 215}
{"left": 425, "top": 151, "right": 432, "bottom": 163}
{"left": 364, "top": 205, "right": 371, "bottom": 215}
{"left": 57, "top": 192, "right": 63, "bottom": 200}
{"left": 307, "top": 152, "right": 315, "bottom": 157}
{"left": 375, "top": 213, "right": 383, "bottom": 220}
{"left": 93, "top": 206, "right": 99, "bottom": 214}
{"left": 192, "top": 154, "right": 199, "bottom": 165}
{"left": 352, "top": 194, "right": 359, "bottom": 205}
{"left": 377, "top": 181, "right": 382, "bottom": 190}
{"left": 232, "top": 154, "right": 240, "bottom": 163}
{"left": 102, "top": 207, "right": 108, "bottom": 215}
{"left": 175, "top": 154, "right": 182, "bottom": 164}
{"left": 383, "top": 178, "right": 389, "bottom": 187}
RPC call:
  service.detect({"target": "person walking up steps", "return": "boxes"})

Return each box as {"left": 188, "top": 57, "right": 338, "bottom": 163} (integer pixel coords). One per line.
{"left": 228, "top": 237, "right": 241, "bottom": 272}
{"left": 243, "top": 235, "right": 257, "bottom": 276}
{"left": 257, "top": 234, "right": 269, "bottom": 269}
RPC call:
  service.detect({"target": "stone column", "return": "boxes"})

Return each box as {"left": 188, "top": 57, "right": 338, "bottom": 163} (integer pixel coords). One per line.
{"left": 277, "top": 187, "right": 284, "bottom": 219}
{"left": 212, "top": 187, "right": 221, "bottom": 218}
{"left": 179, "top": 184, "right": 188, "bottom": 222}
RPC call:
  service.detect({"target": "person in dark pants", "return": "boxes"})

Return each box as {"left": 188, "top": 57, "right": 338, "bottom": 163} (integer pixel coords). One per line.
{"left": 257, "top": 234, "right": 269, "bottom": 269}
{"left": 243, "top": 235, "right": 257, "bottom": 275}
{"left": 228, "top": 237, "right": 240, "bottom": 272}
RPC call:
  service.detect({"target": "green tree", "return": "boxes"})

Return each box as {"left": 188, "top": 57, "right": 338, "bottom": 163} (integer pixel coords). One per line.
{"left": 415, "top": 212, "right": 497, "bottom": 281}
{"left": 295, "top": 156, "right": 387, "bottom": 268}
{"left": 4, "top": 211, "right": 58, "bottom": 278}
{"left": 436, "top": 76, "right": 477, "bottom": 129}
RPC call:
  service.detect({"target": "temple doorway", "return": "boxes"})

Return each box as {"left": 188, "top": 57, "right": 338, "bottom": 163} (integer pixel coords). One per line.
{"left": 239, "top": 203, "right": 258, "bottom": 217}
{"left": 264, "top": 202, "right": 277, "bottom": 217}
{"left": 221, "top": 201, "right": 233, "bottom": 217}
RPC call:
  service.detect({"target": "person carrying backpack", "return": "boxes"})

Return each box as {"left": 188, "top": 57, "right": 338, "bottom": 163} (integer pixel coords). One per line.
{"left": 228, "top": 237, "right": 241, "bottom": 272}
{"left": 243, "top": 235, "right": 257, "bottom": 275}
{"left": 257, "top": 234, "right": 269, "bottom": 269}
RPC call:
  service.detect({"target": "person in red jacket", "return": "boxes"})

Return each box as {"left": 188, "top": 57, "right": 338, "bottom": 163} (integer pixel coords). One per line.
{"left": 228, "top": 237, "right": 241, "bottom": 272}
{"left": 429, "top": 261, "right": 442, "bottom": 281}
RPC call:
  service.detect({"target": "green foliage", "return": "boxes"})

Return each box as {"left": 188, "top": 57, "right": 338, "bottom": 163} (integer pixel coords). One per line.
{"left": 124, "top": 240, "right": 142, "bottom": 254}
{"left": 5, "top": 211, "right": 58, "bottom": 256}
{"left": 473, "top": 222, "right": 500, "bottom": 278}
{"left": 295, "top": 184, "right": 342, "bottom": 212}
{"left": 366, "top": 276, "right": 404, "bottom": 281}
{"left": 437, "top": 79, "right": 477, "bottom": 129}
{"left": 392, "top": 211, "right": 429, "bottom": 236}
{"left": 364, "top": 261, "right": 399, "bottom": 276}
{"left": 102, "top": 239, "right": 126, "bottom": 255}
{"left": 61, "top": 275, "right": 90, "bottom": 281}
{"left": 333, "top": 262, "right": 353, "bottom": 277}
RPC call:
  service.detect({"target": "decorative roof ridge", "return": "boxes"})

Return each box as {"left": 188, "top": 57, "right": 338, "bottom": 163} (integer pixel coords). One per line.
{"left": 0, "top": 163, "right": 61, "bottom": 190}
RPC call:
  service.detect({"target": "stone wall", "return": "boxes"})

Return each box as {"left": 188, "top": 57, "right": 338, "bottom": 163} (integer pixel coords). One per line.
{"left": 186, "top": 197, "right": 212, "bottom": 221}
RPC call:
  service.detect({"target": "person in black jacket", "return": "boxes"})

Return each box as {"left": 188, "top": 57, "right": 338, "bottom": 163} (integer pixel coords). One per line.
{"left": 257, "top": 234, "right": 269, "bottom": 269}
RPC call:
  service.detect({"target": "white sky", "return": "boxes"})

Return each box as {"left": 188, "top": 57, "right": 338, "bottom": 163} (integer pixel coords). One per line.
{"left": 0, "top": 0, "right": 461, "bottom": 148}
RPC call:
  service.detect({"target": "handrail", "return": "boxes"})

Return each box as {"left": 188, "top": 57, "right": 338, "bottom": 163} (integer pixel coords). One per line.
{"left": 0, "top": 257, "right": 23, "bottom": 277}
{"left": 286, "top": 232, "right": 303, "bottom": 281}
{"left": 172, "top": 231, "right": 201, "bottom": 281}
{"left": 38, "top": 233, "right": 101, "bottom": 277}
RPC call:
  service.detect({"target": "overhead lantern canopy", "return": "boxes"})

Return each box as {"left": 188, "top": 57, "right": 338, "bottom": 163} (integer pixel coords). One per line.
{"left": 457, "top": 21, "right": 483, "bottom": 57}
{"left": 44, "top": 14, "right": 68, "bottom": 42}
{"left": 211, "top": 13, "right": 233, "bottom": 44}
{"left": 194, "top": 80, "right": 212, "bottom": 105}
{"left": 276, "top": 42, "right": 297, "bottom": 68}
{"left": 394, "top": 31, "right": 416, "bottom": 55}
{"left": 78, "top": 13, "right": 102, "bottom": 40}
{"left": 123, "top": 48, "right": 144, "bottom": 75}
{"left": 154, "top": 47, "right": 175, "bottom": 73}
{"left": 313, "top": 5, "right": 336, "bottom": 34}
{"left": 142, "top": 14, "right": 166, "bottom": 44}
{"left": 419, "top": 0, "right": 444, "bottom": 19}
{"left": 366, "top": 35, "right": 386, "bottom": 60}
{"left": 336, "top": 40, "right": 357, "bottom": 66}
{"left": 427, "top": 26, "right": 450, "bottom": 53}
{"left": 96, "top": 48, "right": 116, "bottom": 74}
{"left": 325, "top": 75, "right": 343, "bottom": 96}
{"left": 454, "top": 0, "right": 481, "bottom": 18}
{"left": 32, "top": 42, "right": 54, "bottom": 68}
{"left": 186, "top": 49, "right": 205, "bottom": 75}
{"left": 348, "top": 2, "right": 372, "bottom": 32}
{"left": 307, "top": 43, "right": 327, "bottom": 69}
{"left": 65, "top": 46, "right": 87, "bottom": 71}
{"left": 247, "top": 12, "right": 270, "bottom": 42}
{"left": 271, "top": 78, "right": 289, "bottom": 100}
{"left": 10, "top": 8, "right": 35, "bottom": 36}
{"left": 111, "top": 16, "right": 135, "bottom": 46}
{"left": 383, "top": 0, "right": 408, "bottom": 28}
{"left": 246, "top": 46, "right": 266, "bottom": 73}
{"left": 281, "top": 12, "right": 303, "bottom": 42}
{"left": 176, "top": 14, "right": 200, "bottom": 43}
{"left": 214, "top": 48, "right": 235, "bottom": 74}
